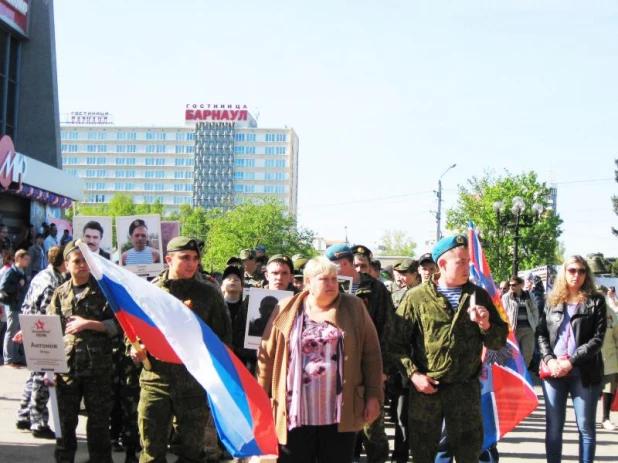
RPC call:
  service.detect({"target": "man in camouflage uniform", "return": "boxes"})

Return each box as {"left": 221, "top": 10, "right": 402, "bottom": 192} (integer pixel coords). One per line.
{"left": 130, "top": 236, "right": 231, "bottom": 463}
{"left": 14, "top": 246, "right": 66, "bottom": 439}
{"left": 326, "top": 244, "right": 393, "bottom": 463}
{"left": 239, "top": 249, "right": 265, "bottom": 288}
{"left": 47, "top": 241, "right": 120, "bottom": 463}
{"left": 391, "top": 235, "right": 508, "bottom": 463}
{"left": 110, "top": 336, "right": 142, "bottom": 462}
{"left": 389, "top": 258, "right": 420, "bottom": 463}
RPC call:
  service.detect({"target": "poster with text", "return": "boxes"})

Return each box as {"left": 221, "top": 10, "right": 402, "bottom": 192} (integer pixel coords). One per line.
{"left": 116, "top": 215, "right": 163, "bottom": 278}
{"left": 244, "top": 288, "right": 292, "bottom": 350}
{"left": 19, "top": 315, "right": 68, "bottom": 373}
{"left": 72, "top": 216, "right": 113, "bottom": 261}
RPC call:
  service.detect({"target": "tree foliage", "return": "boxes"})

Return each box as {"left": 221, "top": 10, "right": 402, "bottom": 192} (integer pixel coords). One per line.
{"left": 446, "top": 171, "right": 563, "bottom": 281}
{"left": 376, "top": 230, "right": 417, "bottom": 257}
{"left": 202, "top": 197, "right": 316, "bottom": 271}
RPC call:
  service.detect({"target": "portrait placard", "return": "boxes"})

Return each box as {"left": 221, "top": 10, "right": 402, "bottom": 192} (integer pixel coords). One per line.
{"left": 244, "top": 288, "right": 292, "bottom": 350}
{"left": 19, "top": 315, "right": 68, "bottom": 373}
{"left": 338, "top": 276, "right": 353, "bottom": 294}
{"left": 73, "top": 216, "right": 113, "bottom": 261}
{"left": 116, "top": 215, "right": 164, "bottom": 278}
{"left": 161, "top": 221, "right": 180, "bottom": 261}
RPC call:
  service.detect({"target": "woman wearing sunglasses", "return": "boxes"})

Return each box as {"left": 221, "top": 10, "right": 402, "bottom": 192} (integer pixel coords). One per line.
{"left": 537, "top": 256, "right": 607, "bottom": 463}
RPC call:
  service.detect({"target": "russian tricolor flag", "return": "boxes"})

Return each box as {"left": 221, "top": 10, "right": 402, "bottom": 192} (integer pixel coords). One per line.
{"left": 467, "top": 222, "right": 538, "bottom": 450}
{"left": 78, "top": 242, "right": 278, "bottom": 459}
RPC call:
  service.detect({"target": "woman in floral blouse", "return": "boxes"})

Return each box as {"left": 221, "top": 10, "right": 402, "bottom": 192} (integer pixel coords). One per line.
{"left": 257, "top": 256, "right": 383, "bottom": 463}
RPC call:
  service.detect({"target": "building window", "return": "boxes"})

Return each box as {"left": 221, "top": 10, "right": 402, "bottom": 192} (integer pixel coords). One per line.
{"left": 247, "top": 133, "right": 256, "bottom": 142}
{"left": 86, "top": 157, "right": 96, "bottom": 165}
{"left": 174, "top": 171, "right": 184, "bottom": 179}
{"left": 68, "top": 131, "right": 79, "bottom": 140}
{"left": 187, "top": 133, "right": 194, "bottom": 140}
{"left": 155, "top": 158, "right": 165, "bottom": 166}
{"left": 156, "top": 145, "right": 166, "bottom": 153}
{"left": 276, "top": 134, "right": 286, "bottom": 142}
{"left": 66, "top": 169, "right": 78, "bottom": 176}
{"left": 186, "top": 146, "right": 194, "bottom": 153}
{"left": 276, "top": 147, "right": 286, "bottom": 155}
{"left": 115, "top": 171, "right": 126, "bottom": 178}
{"left": 265, "top": 147, "right": 275, "bottom": 155}
{"left": 117, "top": 145, "right": 126, "bottom": 153}
{"left": 185, "top": 184, "right": 192, "bottom": 192}
{"left": 127, "top": 170, "right": 136, "bottom": 177}
{"left": 145, "top": 158, "right": 155, "bottom": 166}
{"left": 96, "top": 157, "right": 106, "bottom": 164}
{"left": 116, "top": 158, "right": 126, "bottom": 166}
{"left": 175, "top": 146, "right": 186, "bottom": 154}
{"left": 174, "top": 184, "right": 183, "bottom": 192}
{"left": 126, "top": 183, "right": 134, "bottom": 191}
{"left": 246, "top": 146, "right": 256, "bottom": 154}
{"left": 235, "top": 133, "right": 245, "bottom": 142}
{"left": 234, "top": 146, "right": 245, "bottom": 154}
{"left": 146, "top": 145, "right": 156, "bottom": 153}
{"left": 97, "top": 145, "right": 107, "bottom": 153}
{"left": 245, "top": 184, "right": 255, "bottom": 193}
{"left": 127, "top": 145, "right": 136, "bottom": 153}
{"left": 185, "top": 171, "right": 192, "bottom": 179}
{"left": 87, "top": 144, "right": 97, "bottom": 153}
{"left": 234, "top": 184, "right": 244, "bottom": 192}
{"left": 97, "top": 132, "right": 107, "bottom": 140}
{"left": 234, "top": 159, "right": 245, "bottom": 167}
{"left": 88, "top": 132, "right": 97, "bottom": 140}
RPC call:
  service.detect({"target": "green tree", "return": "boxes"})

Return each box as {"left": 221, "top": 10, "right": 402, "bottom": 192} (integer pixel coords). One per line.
{"left": 446, "top": 171, "right": 563, "bottom": 281}
{"left": 376, "top": 230, "right": 417, "bottom": 256}
{"left": 202, "top": 197, "right": 316, "bottom": 271}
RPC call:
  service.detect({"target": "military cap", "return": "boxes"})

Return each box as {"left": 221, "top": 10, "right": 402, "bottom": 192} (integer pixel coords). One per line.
{"left": 432, "top": 234, "right": 468, "bottom": 262}
{"left": 129, "top": 219, "right": 147, "bottom": 235}
{"left": 418, "top": 253, "right": 434, "bottom": 265}
{"left": 222, "top": 265, "right": 244, "bottom": 283}
{"left": 167, "top": 236, "right": 202, "bottom": 256}
{"left": 292, "top": 254, "right": 309, "bottom": 271}
{"left": 325, "top": 244, "right": 353, "bottom": 261}
{"left": 267, "top": 254, "right": 294, "bottom": 272}
{"left": 226, "top": 256, "right": 242, "bottom": 267}
{"left": 393, "top": 258, "right": 419, "bottom": 273}
{"left": 63, "top": 240, "right": 80, "bottom": 260}
{"left": 351, "top": 244, "right": 373, "bottom": 260}
{"left": 239, "top": 248, "right": 256, "bottom": 260}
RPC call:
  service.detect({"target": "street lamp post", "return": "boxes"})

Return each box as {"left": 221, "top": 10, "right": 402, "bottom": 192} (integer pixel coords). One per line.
{"left": 493, "top": 197, "right": 544, "bottom": 276}
{"left": 436, "top": 164, "right": 457, "bottom": 242}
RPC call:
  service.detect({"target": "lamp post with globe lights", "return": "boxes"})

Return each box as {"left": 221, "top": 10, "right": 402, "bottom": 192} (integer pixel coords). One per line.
{"left": 493, "top": 196, "right": 544, "bottom": 276}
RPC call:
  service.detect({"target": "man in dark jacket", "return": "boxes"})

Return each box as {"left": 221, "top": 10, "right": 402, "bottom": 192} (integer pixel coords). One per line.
{"left": 327, "top": 243, "right": 393, "bottom": 463}
{"left": 130, "top": 236, "right": 231, "bottom": 462}
{"left": 1, "top": 249, "right": 30, "bottom": 366}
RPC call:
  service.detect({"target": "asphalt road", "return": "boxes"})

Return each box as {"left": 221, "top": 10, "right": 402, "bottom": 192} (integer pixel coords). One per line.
{"left": 1, "top": 365, "right": 617, "bottom": 462}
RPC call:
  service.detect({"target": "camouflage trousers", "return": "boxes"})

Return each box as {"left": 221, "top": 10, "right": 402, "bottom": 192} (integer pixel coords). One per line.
{"left": 55, "top": 372, "right": 113, "bottom": 463}
{"left": 110, "top": 347, "right": 141, "bottom": 450}
{"left": 409, "top": 381, "right": 483, "bottom": 463}
{"left": 17, "top": 371, "right": 50, "bottom": 428}
{"left": 138, "top": 362, "right": 209, "bottom": 463}
{"left": 355, "top": 408, "right": 390, "bottom": 463}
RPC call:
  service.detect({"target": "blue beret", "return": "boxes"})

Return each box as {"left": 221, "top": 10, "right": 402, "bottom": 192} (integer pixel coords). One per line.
{"left": 432, "top": 234, "right": 468, "bottom": 262}
{"left": 325, "top": 243, "right": 353, "bottom": 261}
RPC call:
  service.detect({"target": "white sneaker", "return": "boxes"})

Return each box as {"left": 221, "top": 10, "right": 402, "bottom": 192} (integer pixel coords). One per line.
{"left": 602, "top": 419, "right": 615, "bottom": 431}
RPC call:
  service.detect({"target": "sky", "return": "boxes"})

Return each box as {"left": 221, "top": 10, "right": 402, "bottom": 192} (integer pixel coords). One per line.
{"left": 53, "top": 0, "right": 617, "bottom": 259}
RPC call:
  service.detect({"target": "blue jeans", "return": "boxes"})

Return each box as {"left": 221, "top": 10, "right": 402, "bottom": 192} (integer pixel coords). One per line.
{"left": 542, "top": 374, "right": 601, "bottom": 463}
{"left": 3, "top": 310, "right": 24, "bottom": 365}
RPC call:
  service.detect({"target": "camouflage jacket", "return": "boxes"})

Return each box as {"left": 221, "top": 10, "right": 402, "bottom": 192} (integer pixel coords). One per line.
{"left": 391, "top": 285, "right": 411, "bottom": 310}
{"left": 153, "top": 269, "right": 232, "bottom": 347}
{"left": 47, "top": 275, "right": 119, "bottom": 377}
{"left": 391, "top": 278, "right": 508, "bottom": 384}
{"left": 354, "top": 272, "right": 394, "bottom": 372}
{"left": 243, "top": 270, "right": 266, "bottom": 289}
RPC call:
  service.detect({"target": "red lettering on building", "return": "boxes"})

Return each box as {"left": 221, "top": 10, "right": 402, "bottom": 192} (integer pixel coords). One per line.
{"left": 185, "top": 108, "right": 249, "bottom": 121}
{"left": 0, "top": 135, "right": 27, "bottom": 189}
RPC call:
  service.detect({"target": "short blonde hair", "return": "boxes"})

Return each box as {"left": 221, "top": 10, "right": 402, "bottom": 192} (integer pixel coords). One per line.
{"left": 303, "top": 256, "right": 337, "bottom": 281}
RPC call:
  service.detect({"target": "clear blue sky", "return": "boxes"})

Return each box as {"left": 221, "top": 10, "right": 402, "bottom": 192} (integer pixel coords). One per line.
{"left": 54, "top": 0, "right": 617, "bottom": 260}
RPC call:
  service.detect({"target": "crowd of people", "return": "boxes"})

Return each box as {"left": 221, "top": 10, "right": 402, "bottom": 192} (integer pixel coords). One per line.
{"left": 1, "top": 223, "right": 617, "bottom": 463}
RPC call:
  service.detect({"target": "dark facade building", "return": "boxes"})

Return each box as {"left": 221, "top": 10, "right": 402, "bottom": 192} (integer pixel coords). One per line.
{"left": 0, "top": 0, "right": 81, "bottom": 244}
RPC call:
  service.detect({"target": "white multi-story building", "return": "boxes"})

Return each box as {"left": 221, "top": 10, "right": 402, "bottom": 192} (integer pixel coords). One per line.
{"left": 60, "top": 111, "right": 299, "bottom": 215}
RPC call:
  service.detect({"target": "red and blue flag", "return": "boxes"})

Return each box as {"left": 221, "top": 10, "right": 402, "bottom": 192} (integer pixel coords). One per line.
{"left": 467, "top": 221, "right": 538, "bottom": 450}
{"left": 78, "top": 242, "right": 278, "bottom": 458}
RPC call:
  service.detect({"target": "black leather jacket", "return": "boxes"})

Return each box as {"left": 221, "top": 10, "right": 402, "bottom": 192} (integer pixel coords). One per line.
{"left": 537, "top": 294, "right": 607, "bottom": 387}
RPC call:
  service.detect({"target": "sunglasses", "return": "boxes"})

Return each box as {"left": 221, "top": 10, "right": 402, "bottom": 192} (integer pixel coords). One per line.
{"left": 509, "top": 283, "right": 519, "bottom": 287}
{"left": 566, "top": 268, "right": 587, "bottom": 276}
